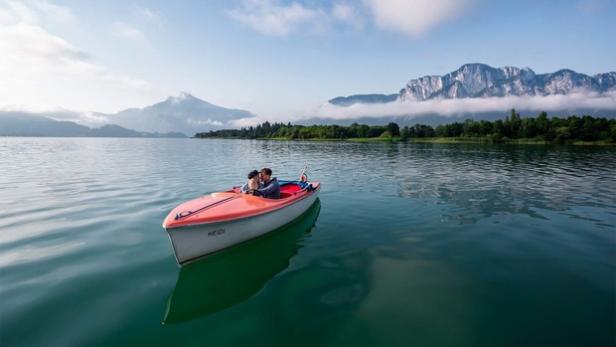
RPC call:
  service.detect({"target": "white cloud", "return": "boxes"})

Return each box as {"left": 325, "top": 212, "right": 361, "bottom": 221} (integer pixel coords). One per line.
{"left": 187, "top": 118, "right": 224, "bottom": 127}
{"left": 3, "top": 1, "right": 37, "bottom": 23}
{"left": 228, "top": 91, "right": 616, "bottom": 127}
{"left": 312, "top": 91, "right": 616, "bottom": 120}
{"left": 0, "top": 102, "right": 112, "bottom": 127}
{"left": 332, "top": 3, "right": 355, "bottom": 22}
{"left": 2, "top": 0, "right": 74, "bottom": 24}
{"left": 136, "top": 6, "right": 158, "bottom": 20}
{"left": 229, "top": 116, "right": 266, "bottom": 127}
{"left": 135, "top": 5, "right": 163, "bottom": 26}
{"left": 229, "top": 0, "right": 323, "bottom": 36}
{"left": 28, "top": 0, "right": 74, "bottom": 23}
{"left": 52, "top": 111, "right": 110, "bottom": 126}
{"left": 229, "top": 0, "right": 474, "bottom": 37}
{"left": 332, "top": 2, "right": 364, "bottom": 29}
{"left": 228, "top": 0, "right": 366, "bottom": 36}
{"left": 364, "top": 0, "right": 474, "bottom": 37}
{"left": 0, "top": 21, "right": 148, "bottom": 88}
{"left": 0, "top": 1, "right": 160, "bottom": 113}
{"left": 111, "top": 22, "right": 146, "bottom": 42}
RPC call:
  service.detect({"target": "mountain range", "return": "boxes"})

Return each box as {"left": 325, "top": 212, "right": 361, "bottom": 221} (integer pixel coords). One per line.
{"left": 0, "top": 92, "right": 254, "bottom": 137}
{"left": 1, "top": 63, "right": 615, "bottom": 137}
{"left": 104, "top": 92, "right": 254, "bottom": 135}
{"left": 0, "top": 112, "right": 185, "bottom": 138}
{"left": 329, "top": 63, "right": 616, "bottom": 106}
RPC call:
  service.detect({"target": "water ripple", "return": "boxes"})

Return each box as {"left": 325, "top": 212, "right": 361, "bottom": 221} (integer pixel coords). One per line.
{"left": 1, "top": 138, "right": 615, "bottom": 346}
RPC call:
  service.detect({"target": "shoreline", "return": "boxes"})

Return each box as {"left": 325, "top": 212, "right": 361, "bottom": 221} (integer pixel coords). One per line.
{"left": 194, "top": 136, "right": 615, "bottom": 146}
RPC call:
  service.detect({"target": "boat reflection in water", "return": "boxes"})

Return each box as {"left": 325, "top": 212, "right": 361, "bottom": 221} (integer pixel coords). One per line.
{"left": 163, "top": 200, "right": 321, "bottom": 325}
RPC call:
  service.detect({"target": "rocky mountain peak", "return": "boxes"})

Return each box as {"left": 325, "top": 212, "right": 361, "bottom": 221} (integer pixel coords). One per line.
{"left": 330, "top": 63, "right": 616, "bottom": 106}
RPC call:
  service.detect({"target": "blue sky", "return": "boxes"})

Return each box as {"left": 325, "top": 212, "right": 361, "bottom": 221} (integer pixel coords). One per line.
{"left": 0, "top": 0, "right": 614, "bottom": 118}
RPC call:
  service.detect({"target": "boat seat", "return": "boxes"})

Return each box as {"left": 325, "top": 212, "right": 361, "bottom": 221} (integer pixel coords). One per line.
{"left": 280, "top": 183, "right": 303, "bottom": 193}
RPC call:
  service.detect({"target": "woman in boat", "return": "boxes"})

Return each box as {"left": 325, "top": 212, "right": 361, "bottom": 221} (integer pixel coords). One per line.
{"left": 241, "top": 170, "right": 260, "bottom": 193}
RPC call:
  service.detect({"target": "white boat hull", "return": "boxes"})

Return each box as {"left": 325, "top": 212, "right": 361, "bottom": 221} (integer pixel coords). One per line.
{"left": 166, "top": 192, "right": 319, "bottom": 265}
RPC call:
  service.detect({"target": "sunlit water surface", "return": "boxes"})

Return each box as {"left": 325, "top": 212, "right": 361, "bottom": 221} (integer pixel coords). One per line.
{"left": 0, "top": 138, "right": 614, "bottom": 346}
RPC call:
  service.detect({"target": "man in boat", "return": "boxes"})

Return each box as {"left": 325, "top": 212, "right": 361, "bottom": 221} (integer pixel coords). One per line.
{"left": 255, "top": 168, "right": 280, "bottom": 199}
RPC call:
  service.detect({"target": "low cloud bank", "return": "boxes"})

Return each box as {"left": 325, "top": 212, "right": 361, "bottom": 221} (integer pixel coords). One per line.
{"left": 314, "top": 91, "right": 616, "bottom": 120}
{"left": 0, "top": 105, "right": 110, "bottom": 127}
{"left": 229, "top": 91, "right": 616, "bottom": 127}
{"left": 187, "top": 118, "right": 224, "bottom": 127}
{"left": 5, "top": 91, "right": 616, "bottom": 130}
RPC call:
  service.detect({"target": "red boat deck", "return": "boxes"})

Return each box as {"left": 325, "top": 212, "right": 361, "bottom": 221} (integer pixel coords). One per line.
{"left": 163, "top": 182, "right": 320, "bottom": 229}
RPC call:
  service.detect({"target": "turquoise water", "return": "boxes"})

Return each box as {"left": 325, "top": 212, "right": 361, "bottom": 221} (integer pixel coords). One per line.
{"left": 0, "top": 138, "right": 614, "bottom": 346}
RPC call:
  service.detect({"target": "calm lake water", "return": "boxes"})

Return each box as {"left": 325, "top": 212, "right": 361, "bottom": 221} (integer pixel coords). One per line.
{"left": 0, "top": 137, "right": 615, "bottom": 346}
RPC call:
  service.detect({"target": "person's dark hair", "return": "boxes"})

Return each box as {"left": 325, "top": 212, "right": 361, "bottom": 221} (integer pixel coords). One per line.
{"left": 260, "top": 168, "right": 272, "bottom": 176}
{"left": 247, "top": 170, "right": 259, "bottom": 179}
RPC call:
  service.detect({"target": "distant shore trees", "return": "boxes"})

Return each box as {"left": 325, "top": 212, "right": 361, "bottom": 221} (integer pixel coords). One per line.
{"left": 195, "top": 110, "right": 616, "bottom": 144}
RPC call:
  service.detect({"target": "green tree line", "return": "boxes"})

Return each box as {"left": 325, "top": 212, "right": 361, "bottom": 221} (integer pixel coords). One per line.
{"left": 195, "top": 110, "right": 616, "bottom": 143}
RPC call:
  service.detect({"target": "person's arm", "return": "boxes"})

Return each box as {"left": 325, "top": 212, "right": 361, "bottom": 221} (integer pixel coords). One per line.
{"left": 257, "top": 179, "right": 279, "bottom": 197}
